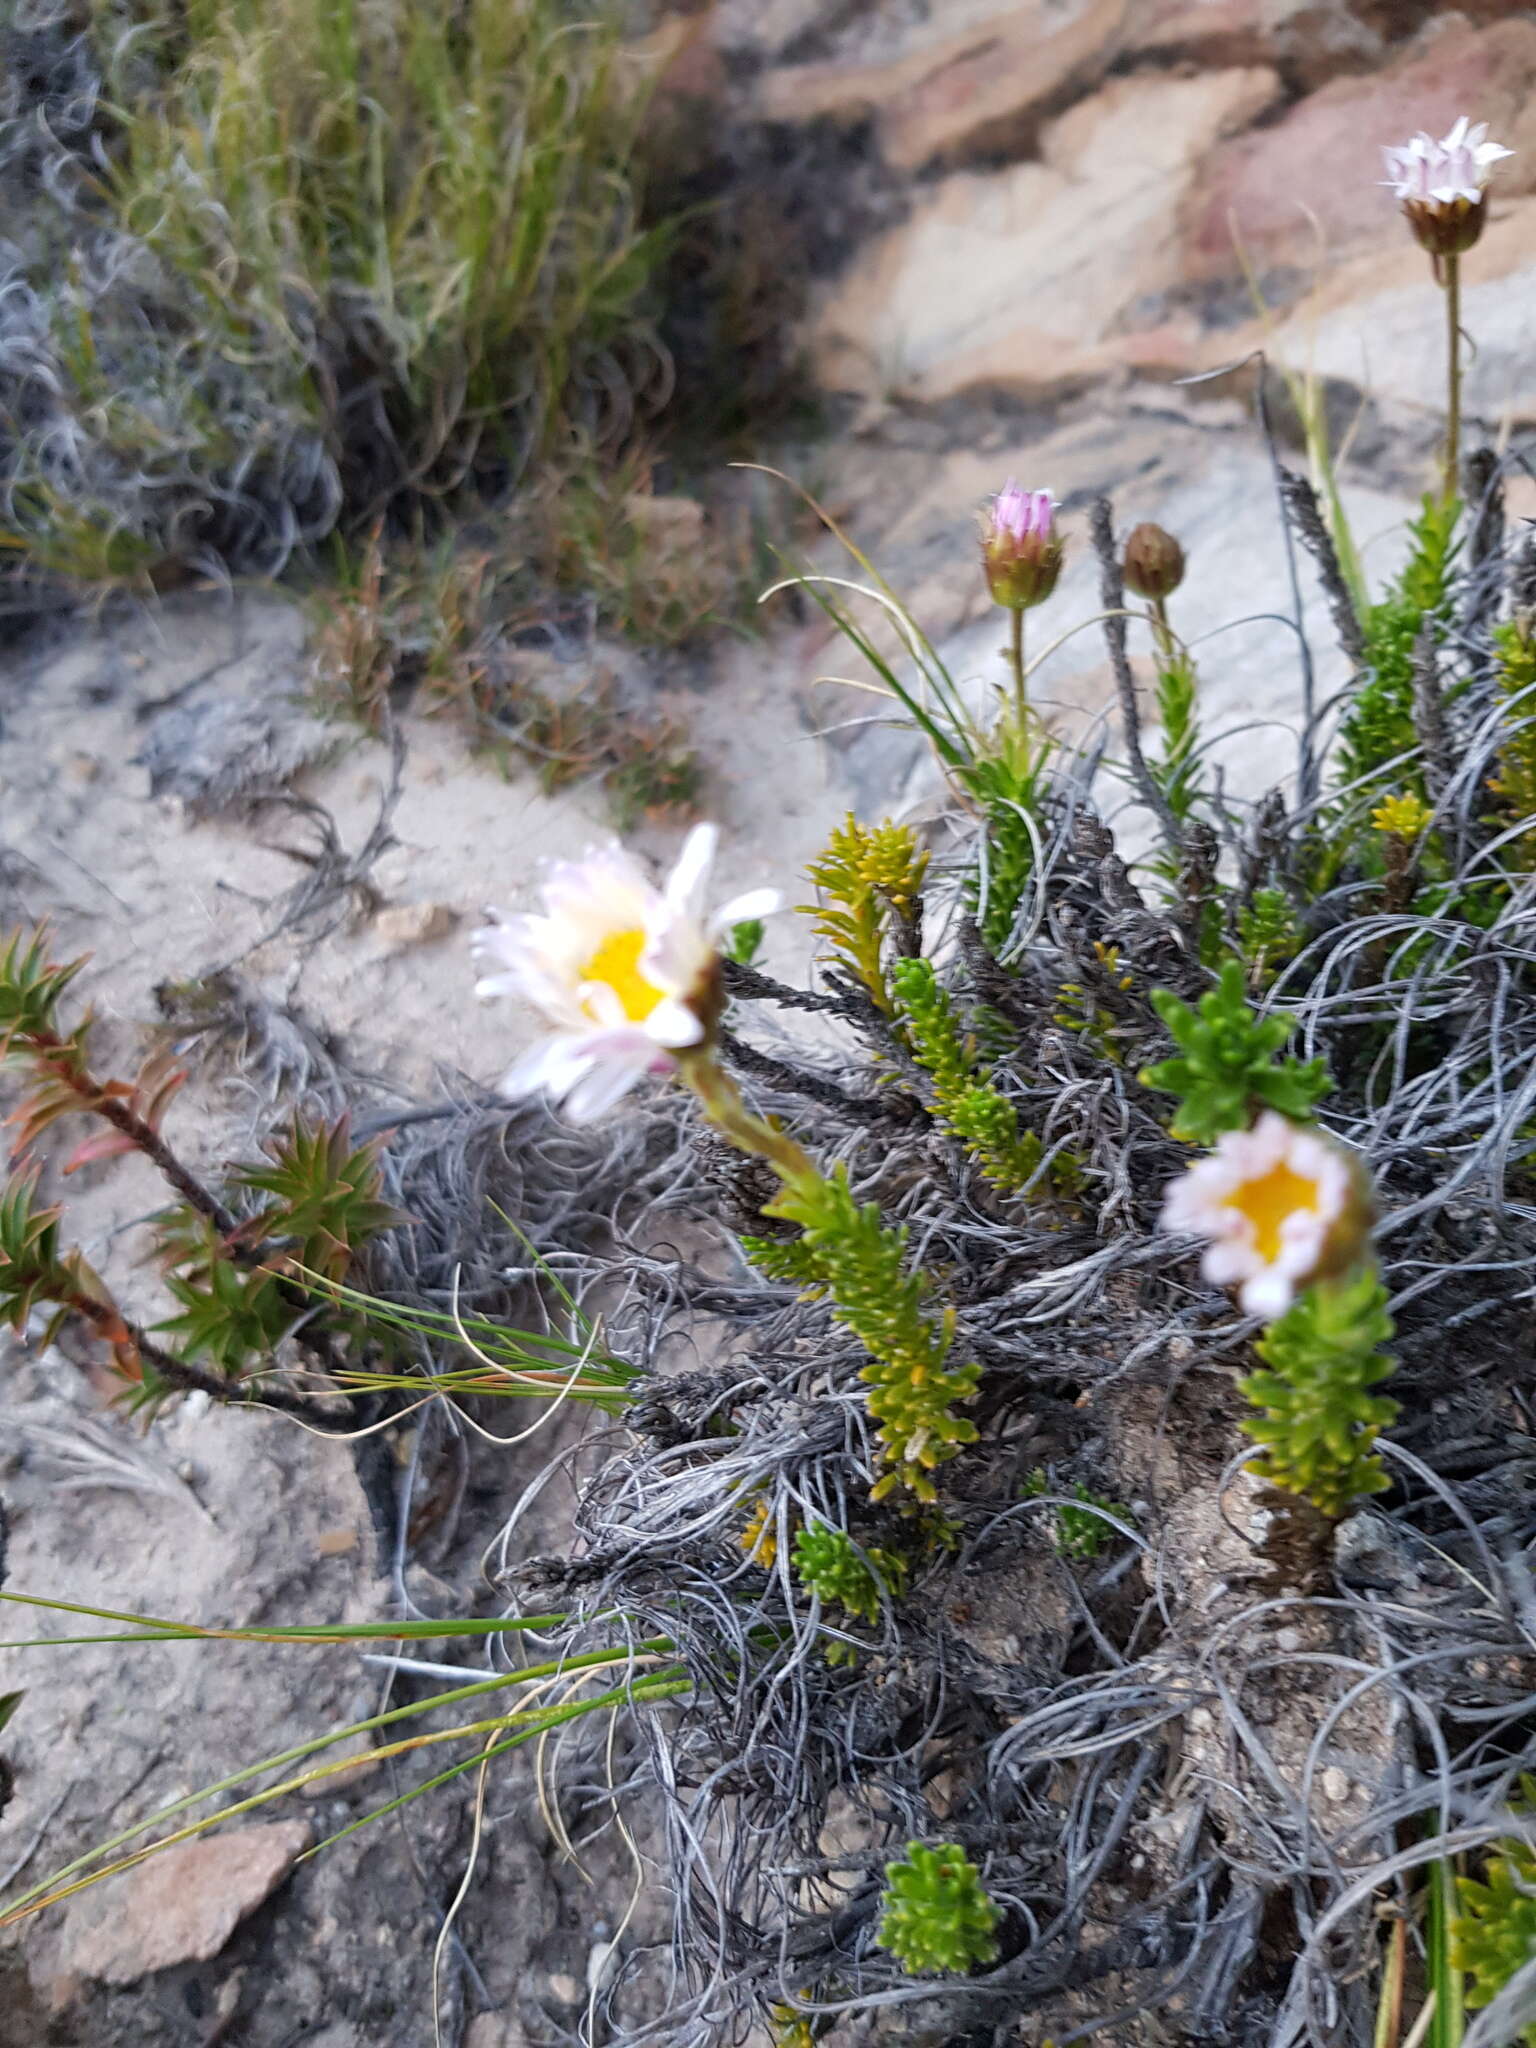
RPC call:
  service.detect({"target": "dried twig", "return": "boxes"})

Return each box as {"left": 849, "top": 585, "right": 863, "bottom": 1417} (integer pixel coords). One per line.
{"left": 1277, "top": 466, "right": 1367, "bottom": 667}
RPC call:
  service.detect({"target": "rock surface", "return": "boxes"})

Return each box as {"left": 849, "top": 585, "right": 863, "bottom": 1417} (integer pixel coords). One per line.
{"left": 760, "top": 0, "right": 1129, "bottom": 173}
{"left": 1258, "top": 198, "right": 1536, "bottom": 427}
{"left": 56, "top": 1823, "right": 312, "bottom": 1985}
{"left": 749, "top": 4, "right": 1536, "bottom": 423}
{"left": 811, "top": 67, "right": 1282, "bottom": 403}
{"left": 1182, "top": 14, "right": 1536, "bottom": 279}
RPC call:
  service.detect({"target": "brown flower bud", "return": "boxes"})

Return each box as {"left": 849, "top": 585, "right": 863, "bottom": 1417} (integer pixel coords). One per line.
{"left": 1121, "top": 522, "right": 1185, "bottom": 602}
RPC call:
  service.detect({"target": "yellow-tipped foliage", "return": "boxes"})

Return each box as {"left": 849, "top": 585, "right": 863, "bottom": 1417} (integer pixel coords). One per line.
{"left": 802, "top": 816, "right": 928, "bottom": 1015}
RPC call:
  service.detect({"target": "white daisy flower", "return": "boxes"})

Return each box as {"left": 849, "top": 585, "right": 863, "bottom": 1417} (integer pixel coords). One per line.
{"left": 1159, "top": 1111, "right": 1364, "bottom": 1321}
{"left": 1381, "top": 116, "right": 1513, "bottom": 207}
{"left": 473, "top": 823, "right": 779, "bottom": 1122}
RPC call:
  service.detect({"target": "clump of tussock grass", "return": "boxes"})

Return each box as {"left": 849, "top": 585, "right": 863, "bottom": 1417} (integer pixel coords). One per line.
{"left": 0, "top": 0, "right": 668, "bottom": 587}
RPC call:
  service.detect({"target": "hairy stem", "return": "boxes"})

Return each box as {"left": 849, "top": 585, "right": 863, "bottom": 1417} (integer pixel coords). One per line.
{"left": 1443, "top": 251, "right": 1462, "bottom": 506}
{"left": 87, "top": 1092, "right": 240, "bottom": 1240}
{"left": 64, "top": 1290, "right": 318, "bottom": 1417}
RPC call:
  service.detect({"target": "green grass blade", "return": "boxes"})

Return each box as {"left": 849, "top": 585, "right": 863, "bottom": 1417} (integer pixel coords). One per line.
{"left": 0, "top": 1589, "right": 567, "bottom": 1643}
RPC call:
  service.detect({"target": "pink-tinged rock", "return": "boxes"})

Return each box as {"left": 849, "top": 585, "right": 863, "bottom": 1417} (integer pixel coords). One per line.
{"left": 758, "top": 0, "right": 1126, "bottom": 173}
{"left": 57, "top": 1820, "right": 311, "bottom": 1983}
{"left": 753, "top": 0, "right": 1441, "bottom": 170}
{"left": 1128, "top": 0, "right": 1381, "bottom": 87}
{"left": 1183, "top": 16, "right": 1536, "bottom": 279}
{"left": 811, "top": 67, "right": 1281, "bottom": 405}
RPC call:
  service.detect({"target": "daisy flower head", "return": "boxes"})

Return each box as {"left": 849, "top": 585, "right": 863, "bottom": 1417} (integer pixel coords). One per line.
{"left": 981, "top": 481, "right": 1063, "bottom": 612}
{"left": 1159, "top": 1111, "right": 1370, "bottom": 1320}
{"left": 1382, "top": 116, "right": 1513, "bottom": 256}
{"left": 473, "top": 823, "right": 779, "bottom": 1122}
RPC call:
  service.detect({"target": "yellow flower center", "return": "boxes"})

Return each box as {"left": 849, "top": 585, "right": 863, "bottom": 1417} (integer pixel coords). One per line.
{"left": 1226, "top": 1160, "right": 1321, "bottom": 1264}
{"left": 581, "top": 927, "right": 666, "bottom": 1023}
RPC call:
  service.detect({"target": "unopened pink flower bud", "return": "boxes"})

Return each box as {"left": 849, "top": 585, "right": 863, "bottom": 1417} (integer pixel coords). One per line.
{"left": 1122, "top": 522, "right": 1185, "bottom": 603}
{"left": 981, "top": 482, "right": 1063, "bottom": 612}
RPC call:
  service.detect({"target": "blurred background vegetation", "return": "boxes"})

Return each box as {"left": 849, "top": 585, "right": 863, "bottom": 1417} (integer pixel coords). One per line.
{"left": 0, "top": 0, "right": 809, "bottom": 614}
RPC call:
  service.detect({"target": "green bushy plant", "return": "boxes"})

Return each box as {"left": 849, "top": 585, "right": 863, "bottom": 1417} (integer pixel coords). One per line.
{"left": 1453, "top": 1790, "right": 1536, "bottom": 2045}
{"left": 2, "top": 0, "right": 665, "bottom": 582}
{"left": 1239, "top": 1269, "right": 1399, "bottom": 1519}
{"left": 1337, "top": 493, "right": 1459, "bottom": 794}
{"left": 792, "top": 1521, "right": 908, "bottom": 1624}
{"left": 876, "top": 1842, "right": 1000, "bottom": 1975}
{"left": 890, "top": 956, "right": 1043, "bottom": 1192}
{"left": 1022, "top": 1471, "right": 1132, "bottom": 1559}
{"left": 802, "top": 816, "right": 928, "bottom": 1016}
{"left": 1140, "top": 960, "right": 1332, "bottom": 1144}
{"left": 749, "top": 1164, "right": 977, "bottom": 1503}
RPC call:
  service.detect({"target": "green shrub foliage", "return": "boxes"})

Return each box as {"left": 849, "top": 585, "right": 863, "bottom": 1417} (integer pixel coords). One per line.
{"left": 1140, "top": 960, "right": 1331, "bottom": 1144}
{"left": 876, "top": 1843, "right": 1001, "bottom": 1976}
{"left": 1239, "top": 1269, "right": 1399, "bottom": 1519}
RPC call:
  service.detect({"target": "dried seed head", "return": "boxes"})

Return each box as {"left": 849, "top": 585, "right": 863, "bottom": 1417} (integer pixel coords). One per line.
{"left": 1121, "top": 521, "right": 1186, "bottom": 602}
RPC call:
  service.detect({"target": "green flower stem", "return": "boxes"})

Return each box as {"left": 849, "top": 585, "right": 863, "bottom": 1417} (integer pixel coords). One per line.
{"left": 677, "top": 1049, "right": 819, "bottom": 1196}
{"left": 1150, "top": 596, "right": 1175, "bottom": 666}
{"left": 1443, "top": 251, "right": 1462, "bottom": 507}
{"left": 1008, "top": 605, "right": 1026, "bottom": 725}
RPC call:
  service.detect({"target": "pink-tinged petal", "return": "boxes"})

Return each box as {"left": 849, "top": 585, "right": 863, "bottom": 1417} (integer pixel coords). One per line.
{"left": 1382, "top": 116, "right": 1512, "bottom": 203}
{"left": 475, "top": 825, "right": 779, "bottom": 1100}
{"left": 1239, "top": 1270, "right": 1297, "bottom": 1320}
{"left": 664, "top": 822, "right": 719, "bottom": 920}
{"left": 498, "top": 1036, "right": 591, "bottom": 1101}
{"left": 1202, "top": 1242, "right": 1256, "bottom": 1289}
{"left": 712, "top": 887, "right": 782, "bottom": 930}
{"left": 475, "top": 970, "right": 523, "bottom": 1002}
{"left": 579, "top": 979, "right": 632, "bottom": 1030}
{"left": 562, "top": 1054, "right": 654, "bottom": 1123}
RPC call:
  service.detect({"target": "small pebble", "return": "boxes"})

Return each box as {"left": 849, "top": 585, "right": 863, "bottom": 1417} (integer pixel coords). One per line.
{"left": 374, "top": 901, "right": 460, "bottom": 951}
{"left": 1321, "top": 1767, "right": 1351, "bottom": 1805}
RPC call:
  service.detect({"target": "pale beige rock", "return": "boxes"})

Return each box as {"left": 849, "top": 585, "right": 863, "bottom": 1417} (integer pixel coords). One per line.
{"left": 58, "top": 1821, "right": 311, "bottom": 1983}
{"left": 465, "top": 2012, "right": 530, "bottom": 2048}
{"left": 812, "top": 67, "right": 1281, "bottom": 405}
{"left": 373, "top": 900, "right": 461, "bottom": 950}
{"left": 753, "top": 0, "right": 1401, "bottom": 171}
